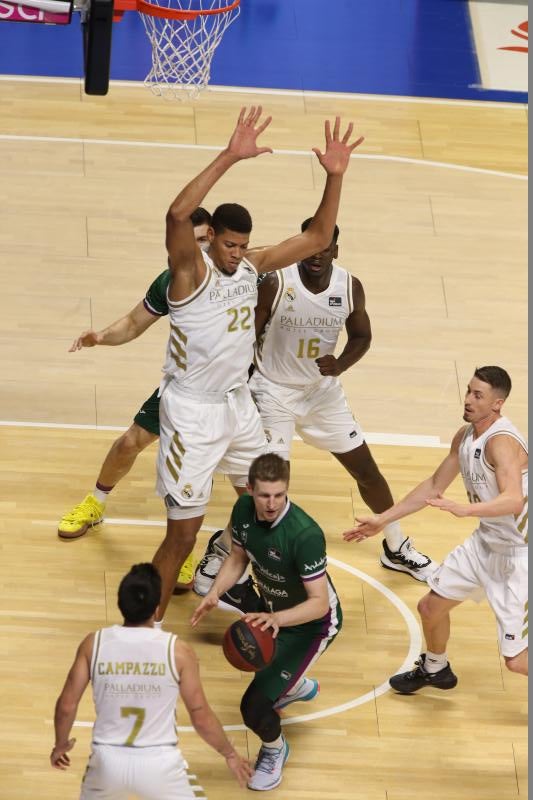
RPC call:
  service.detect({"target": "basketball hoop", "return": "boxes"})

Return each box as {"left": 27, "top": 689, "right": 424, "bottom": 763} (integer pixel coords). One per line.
{"left": 115, "top": 0, "right": 241, "bottom": 99}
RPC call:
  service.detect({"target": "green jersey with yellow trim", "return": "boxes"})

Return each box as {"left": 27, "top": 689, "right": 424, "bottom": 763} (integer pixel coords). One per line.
{"left": 231, "top": 494, "right": 342, "bottom": 633}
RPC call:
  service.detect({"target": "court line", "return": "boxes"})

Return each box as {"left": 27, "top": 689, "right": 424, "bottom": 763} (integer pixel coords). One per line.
{"left": 0, "top": 73, "right": 527, "bottom": 110}
{"left": 0, "top": 133, "right": 526, "bottom": 180}
{"left": 66, "top": 553, "right": 421, "bottom": 733}
{"left": 0, "top": 419, "right": 450, "bottom": 448}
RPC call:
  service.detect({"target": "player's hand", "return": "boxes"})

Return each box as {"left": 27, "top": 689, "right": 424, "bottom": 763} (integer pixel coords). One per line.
{"left": 315, "top": 354, "right": 342, "bottom": 376}
{"left": 226, "top": 106, "right": 273, "bottom": 161}
{"left": 343, "top": 516, "right": 383, "bottom": 542}
{"left": 50, "top": 738, "right": 76, "bottom": 770}
{"left": 243, "top": 611, "right": 280, "bottom": 639}
{"left": 313, "top": 117, "right": 364, "bottom": 176}
{"left": 190, "top": 591, "right": 219, "bottom": 627}
{"left": 69, "top": 331, "right": 102, "bottom": 351}
{"left": 225, "top": 751, "right": 254, "bottom": 787}
{"left": 426, "top": 494, "right": 470, "bottom": 517}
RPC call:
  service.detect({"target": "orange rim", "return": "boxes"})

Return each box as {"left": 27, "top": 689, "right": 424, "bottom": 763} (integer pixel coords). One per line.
{"left": 133, "top": 0, "right": 240, "bottom": 20}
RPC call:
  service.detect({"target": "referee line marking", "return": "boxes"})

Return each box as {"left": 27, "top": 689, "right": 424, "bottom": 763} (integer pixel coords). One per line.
{"left": 60, "top": 554, "right": 421, "bottom": 733}
{"left": 0, "top": 133, "right": 526, "bottom": 180}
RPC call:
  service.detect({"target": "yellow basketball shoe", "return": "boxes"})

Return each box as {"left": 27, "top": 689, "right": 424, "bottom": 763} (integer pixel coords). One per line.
{"left": 174, "top": 552, "right": 197, "bottom": 592}
{"left": 58, "top": 494, "right": 105, "bottom": 540}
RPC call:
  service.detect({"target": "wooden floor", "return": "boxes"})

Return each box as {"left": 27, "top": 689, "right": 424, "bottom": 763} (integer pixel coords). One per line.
{"left": 0, "top": 79, "right": 527, "bottom": 799}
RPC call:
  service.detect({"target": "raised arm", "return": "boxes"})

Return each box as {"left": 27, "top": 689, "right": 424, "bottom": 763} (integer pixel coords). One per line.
{"left": 343, "top": 428, "right": 465, "bottom": 542}
{"left": 69, "top": 301, "right": 159, "bottom": 351}
{"left": 176, "top": 640, "right": 252, "bottom": 787}
{"left": 315, "top": 275, "right": 371, "bottom": 377}
{"left": 248, "top": 118, "right": 364, "bottom": 273}
{"left": 427, "top": 433, "right": 526, "bottom": 518}
{"left": 166, "top": 106, "right": 272, "bottom": 302}
{"left": 50, "top": 634, "right": 93, "bottom": 770}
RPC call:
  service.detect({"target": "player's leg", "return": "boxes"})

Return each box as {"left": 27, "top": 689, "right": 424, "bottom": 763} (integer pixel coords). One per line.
{"left": 389, "top": 536, "right": 487, "bottom": 693}
{"left": 295, "top": 379, "right": 435, "bottom": 580}
{"left": 58, "top": 390, "right": 160, "bottom": 540}
{"left": 486, "top": 546, "right": 528, "bottom": 676}
{"left": 334, "top": 443, "right": 435, "bottom": 581}
{"left": 154, "top": 514, "right": 204, "bottom": 621}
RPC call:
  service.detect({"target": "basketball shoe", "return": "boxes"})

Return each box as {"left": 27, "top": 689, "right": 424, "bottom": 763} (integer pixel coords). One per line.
{"left": 173, "top": 552, "right": 198, "bottom": 592}
{"left": 193, "top": 530, "right": 229, "bottom": 596}
{"left": 380, "top": 537, "right": 436, "bottom": 582}
{"left": 248, "top": 735, "right": 290, "bottom": 791}
{"left": 273, "top": 677, "right": 319, "bottom": 710}
{"left": 389, "top": 653, "right": 458, "bottom": 693}
{"left": 58, "top": 494, "right": 105, "bottom": 539}
{"left": 217, "top": 576, "right": 261, "bottom": 615}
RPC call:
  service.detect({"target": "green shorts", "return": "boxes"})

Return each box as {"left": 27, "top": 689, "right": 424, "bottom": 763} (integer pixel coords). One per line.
{"left": 251, "top": 614, "right": 342, "bottom": 702}
{"left": 133, "top": 389, "right": 161, "bottom": 436}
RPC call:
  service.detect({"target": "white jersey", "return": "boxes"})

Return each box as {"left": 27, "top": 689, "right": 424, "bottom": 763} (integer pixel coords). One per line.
{"left": 162, "top": 251, "right": 258, "bottom": 393}
{"left": 254, "top": 262, "right": 354, "bottom": 387}
{"left": 459, "top": 416, "right": 528, "bottom": 549}
{"left": 90, "top": 625, "right": 180, "bottom": 747}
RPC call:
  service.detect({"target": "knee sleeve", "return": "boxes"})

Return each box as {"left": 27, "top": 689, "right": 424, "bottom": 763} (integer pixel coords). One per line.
{"left": 240, "top": 684, "right": 281, "bottom": 742}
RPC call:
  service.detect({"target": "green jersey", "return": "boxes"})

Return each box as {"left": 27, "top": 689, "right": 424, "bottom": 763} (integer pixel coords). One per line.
{"left": 231, "top": 494, "right": 342, "bottom": 632}
{"left": 143, "top": 269, "right": 171, "bottom": 317}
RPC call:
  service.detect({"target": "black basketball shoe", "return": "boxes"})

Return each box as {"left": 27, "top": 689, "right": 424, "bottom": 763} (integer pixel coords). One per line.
{"left": 389, "top": 653, "right": 458, "bottom": 693}
{"left": 193, "top": 530, "right": 229, "bottom": 596}
{"left": 380, "top": 537, "right": 436, "bottom": 582}
{"left": 217, "top": 577, "right": 262, "bottom": 615}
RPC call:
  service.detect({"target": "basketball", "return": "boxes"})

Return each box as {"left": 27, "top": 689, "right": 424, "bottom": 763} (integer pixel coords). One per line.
{"left": 222, "top": 619, "right": 275, "bottom": 672}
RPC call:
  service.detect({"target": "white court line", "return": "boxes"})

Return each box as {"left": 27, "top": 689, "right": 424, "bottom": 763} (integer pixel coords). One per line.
{"left": 0, "top": 133, "right": 526, "bottom": 180}
{"left": 62, "top": 555, "right": 421, "bottom": 733}
{"left": 0, "top": 73, "right": 527, "bottom": 110}
{"left": 0, "top": 418, "right": 450, "bottom": 448}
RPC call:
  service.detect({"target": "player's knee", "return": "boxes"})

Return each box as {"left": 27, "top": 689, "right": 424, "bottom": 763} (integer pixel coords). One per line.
{"left": 417, "top": 593, "right": 436, "bottom": 621}
{"left": 504, "top": 650, "right": 528, "bottom": 675}
{"left": 114, "top": 425, "right": 152, "bottom": 458}
{"left": 346, "top": 456, "right": 382, "bottom": 488}
{"left": 240, "top": 684, "right": 281, "bottom": 741}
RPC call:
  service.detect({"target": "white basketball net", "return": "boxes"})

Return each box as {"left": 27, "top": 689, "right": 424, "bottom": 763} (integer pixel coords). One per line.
{"left": 140, "top": 0, "right": 240, "bottom": 99}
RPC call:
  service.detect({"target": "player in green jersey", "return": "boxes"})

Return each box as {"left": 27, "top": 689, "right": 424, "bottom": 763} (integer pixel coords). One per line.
{"left": 191, "top": 453, "right": 342, "bottom": 792}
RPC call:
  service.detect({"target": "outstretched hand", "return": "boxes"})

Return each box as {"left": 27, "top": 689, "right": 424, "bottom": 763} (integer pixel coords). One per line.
{"left": 226, "top": 106, "right": 273, "bottom": 161}
{"left": 313, "top": 117, "right": 364, "bottom": 176}
{"left": 342, "top": 515, "right": 383, "bottom": 542}
{"left": 69, "top": 331, "right": 102, "bottom": 351}
{"left": 190, "top": 591, "right": 219, "bottom": 627}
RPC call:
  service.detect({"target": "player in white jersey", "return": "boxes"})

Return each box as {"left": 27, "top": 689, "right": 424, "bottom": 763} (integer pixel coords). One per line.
{"left": 51, "top": 563, "right": 251, "bottom": 798}
{"left": 345, "top": 366, "right": 528, "bottom": 691}
{"left": 246, "top": 218, "right": 434, "bottom": 581}
{"left": 153, "top": 106, "right": 364, "bottom": 623}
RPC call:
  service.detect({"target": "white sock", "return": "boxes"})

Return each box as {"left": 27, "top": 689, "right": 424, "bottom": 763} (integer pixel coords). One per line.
{"left": 383, "top": 521, "right": 405, "bottom": 551}
{"left": 425, "top": 650, "right": 447, "bottom": 673}
{"left": 263, "top": 735, "right": 284, "bottom": 750}
{"left": 93, "top": 486, "right": 112, "bottom": 504}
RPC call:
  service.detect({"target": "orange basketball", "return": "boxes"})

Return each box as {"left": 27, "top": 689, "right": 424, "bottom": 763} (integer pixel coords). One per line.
{"left": 222, "top": 619, "right": 275, "bottom": 672}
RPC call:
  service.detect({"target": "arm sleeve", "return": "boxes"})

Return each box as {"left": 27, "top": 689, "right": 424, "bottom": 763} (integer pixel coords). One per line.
{"left": 294, "top": 526, "right": 328, "bottom": 582}
{"left": 143, "top": 270, "right": 171, "bottom": 317}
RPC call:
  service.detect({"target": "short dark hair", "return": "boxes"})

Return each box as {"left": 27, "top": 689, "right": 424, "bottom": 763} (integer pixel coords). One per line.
{"left": 301, "top": 217, "right": 340, "bottom": 244}
{"left": 474, "top": 366, "right": 512, "bottom": 399}
{"left": 212, "top": 203, "right": 252, "bottom": 235}
{"left": 248, "top": 453, "right": 290, "bottom": 487}
{"left": 191, "top": 207, "right": 212, "bottom": 227}
{"left": 118, "top": 563, "right": 161, "bottom": 625}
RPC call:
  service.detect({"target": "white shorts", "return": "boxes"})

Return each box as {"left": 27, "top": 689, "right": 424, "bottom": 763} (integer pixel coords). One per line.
{"left": 249, "top": 371, "right": 364, "bottom": 458}
{"left": 80, "top": 744, "right": 200, "bottom": 800}
{"left": 157, "top": 382, "right": 266, "bottom": 510}
{"left": 427, "top": 530, "right": 528, "bottom": 658}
